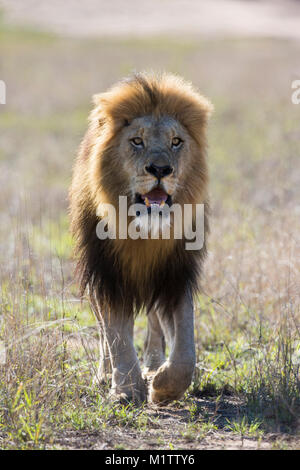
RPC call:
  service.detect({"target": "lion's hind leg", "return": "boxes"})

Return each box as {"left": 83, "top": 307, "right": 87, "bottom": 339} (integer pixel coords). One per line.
{"left": 143, "top": 309, "right": 166, "bottom": 377}
{"left": 94, "top": 329, "right": 112, "bottom": 386}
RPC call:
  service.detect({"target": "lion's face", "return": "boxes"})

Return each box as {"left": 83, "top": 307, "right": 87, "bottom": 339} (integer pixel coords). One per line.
{"left": 88, "top": 73, "right": 212, "bottom": 218}
{"left": 118, "top": 115, "right": 194, "bottom": 210}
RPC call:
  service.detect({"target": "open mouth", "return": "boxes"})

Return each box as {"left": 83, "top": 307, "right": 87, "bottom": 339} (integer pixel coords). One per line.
{"left": 135, "top": 187, "right": 172, "bottom": 212}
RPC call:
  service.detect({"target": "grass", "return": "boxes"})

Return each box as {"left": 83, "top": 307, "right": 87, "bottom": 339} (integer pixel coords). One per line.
{"left": 0, "top": 22, "right": 300, "bottom": 449}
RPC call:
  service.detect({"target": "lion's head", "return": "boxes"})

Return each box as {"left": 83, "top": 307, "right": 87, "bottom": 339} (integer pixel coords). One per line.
{"left": 70, "top": 72, "right": 212, "bottom": 314}
{"left": 88, "top": 73, "right": 212, "bottom": 210}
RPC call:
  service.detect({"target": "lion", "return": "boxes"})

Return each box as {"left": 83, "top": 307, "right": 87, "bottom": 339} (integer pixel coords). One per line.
{"left": 69, "top": 72, "right": 213, "bottom": 404}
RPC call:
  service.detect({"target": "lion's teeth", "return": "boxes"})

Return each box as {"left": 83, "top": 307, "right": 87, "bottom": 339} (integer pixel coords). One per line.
{"left": 144, "top": 197, "right": 165, "bottom": 208}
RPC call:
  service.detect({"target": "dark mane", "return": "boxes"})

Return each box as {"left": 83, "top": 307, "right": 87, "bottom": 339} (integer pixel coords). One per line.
{"left": 74, "top": 206, "right": 209, "bottom": 316}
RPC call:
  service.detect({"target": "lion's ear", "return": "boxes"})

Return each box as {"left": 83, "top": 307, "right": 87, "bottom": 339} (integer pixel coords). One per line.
{"left": 195, "top": 96, "right": 214, "bottom": 125}
{"left": 204, "top": 100, "right": 214, "bottom": 120}
{"left": 97, "top": 117, "right": 105, "bottom": 127}
{"left": 90, "top": 93, "right": 108, "bottom": 127}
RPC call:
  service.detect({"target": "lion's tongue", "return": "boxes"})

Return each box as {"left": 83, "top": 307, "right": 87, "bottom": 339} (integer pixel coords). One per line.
{"left": 142, "top": 188, "right": 168, "bottom": 205}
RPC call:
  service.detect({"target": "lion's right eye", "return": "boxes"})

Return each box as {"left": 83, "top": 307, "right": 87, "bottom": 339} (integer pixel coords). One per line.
{"left": 130, "top": 137, "right": 144, "bottom": 148}
{"left": 171, "top": 137, "right": 183, "bottom": 148}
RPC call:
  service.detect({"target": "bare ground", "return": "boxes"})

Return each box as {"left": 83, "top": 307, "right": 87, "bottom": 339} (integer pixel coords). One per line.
{"left": 48, "top": 397, "right": 290, "bottom": 450}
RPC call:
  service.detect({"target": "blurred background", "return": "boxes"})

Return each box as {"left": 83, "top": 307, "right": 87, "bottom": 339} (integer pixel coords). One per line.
{"left": 0, "top": 0, "right": 300, "bottom": 449}
{"left": 1, "top": 0, "right": 299, "bottom": 292}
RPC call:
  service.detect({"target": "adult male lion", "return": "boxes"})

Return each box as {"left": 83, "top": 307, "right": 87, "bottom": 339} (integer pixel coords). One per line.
{"left": 70, "top": 73, "right": 212, "bottom": 404}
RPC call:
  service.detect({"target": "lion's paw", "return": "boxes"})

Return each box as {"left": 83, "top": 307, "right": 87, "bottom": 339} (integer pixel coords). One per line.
{"left": 110, "top": 372, "right": 148, "bottom": 406}
{"left": 149, "top": 361, "right": 194, "bottom": 404}
{"left": 109, "top": 387, "right": 147, "bottom": 406}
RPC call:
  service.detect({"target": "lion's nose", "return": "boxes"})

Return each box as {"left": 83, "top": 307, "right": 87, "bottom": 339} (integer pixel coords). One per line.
{"left": 145, "top": 163, "right": 173, "bottom": 180}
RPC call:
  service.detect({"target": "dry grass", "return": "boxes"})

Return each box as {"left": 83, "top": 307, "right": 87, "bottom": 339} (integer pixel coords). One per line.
{"left": 0, "top": 20, "right": 300, "bottom": 449}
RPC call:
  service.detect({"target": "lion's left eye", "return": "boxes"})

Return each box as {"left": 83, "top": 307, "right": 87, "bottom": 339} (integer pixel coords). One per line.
{"left": 172, "top": 137, "right": 183, "bottom": 148}
{"left": 130, "top": 137, "right": 144, "bottom": 148}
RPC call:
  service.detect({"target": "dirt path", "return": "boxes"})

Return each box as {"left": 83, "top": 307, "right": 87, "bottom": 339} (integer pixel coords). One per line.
{"left": 49, "top": 397, "right": 288, "bottom": 450}
{"left": 1, "top": 0, "right": 300, "bottom": 40}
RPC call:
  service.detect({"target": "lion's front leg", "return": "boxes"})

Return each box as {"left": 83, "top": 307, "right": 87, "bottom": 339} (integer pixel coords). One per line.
{"left": 98, "top": 311, "right": 147, "bottom": 405}
{"left": 149, "top": 289, "right": 196, "bottom": 404}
